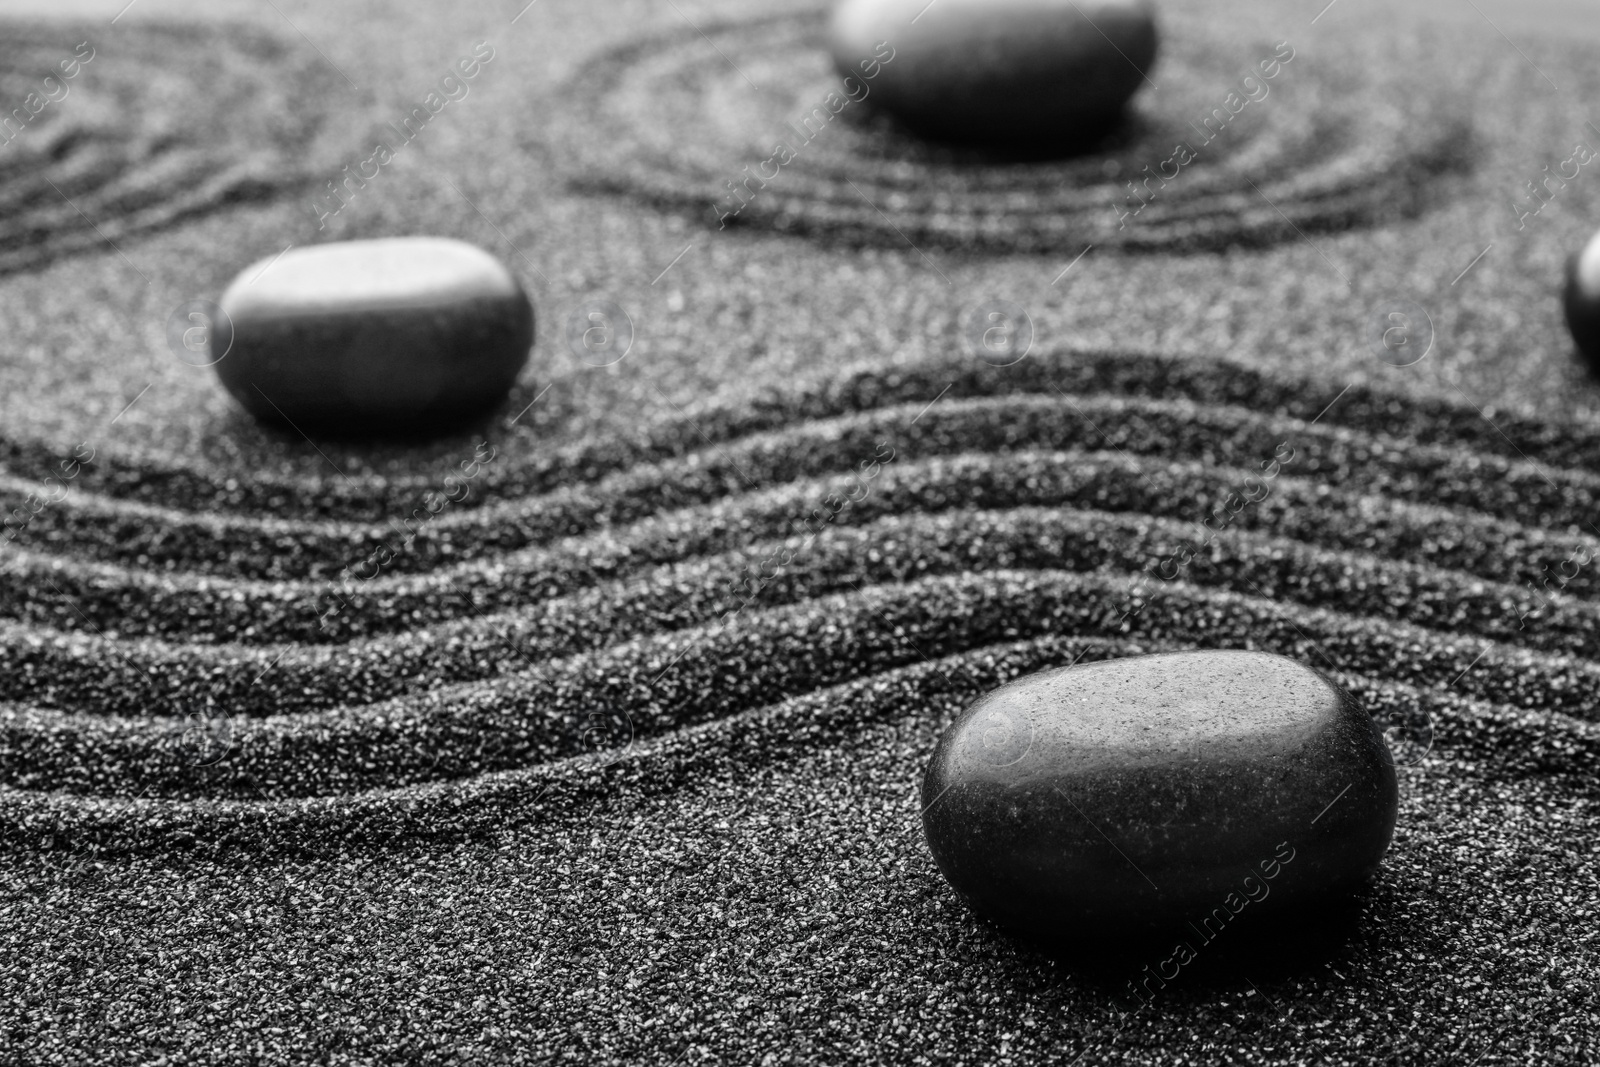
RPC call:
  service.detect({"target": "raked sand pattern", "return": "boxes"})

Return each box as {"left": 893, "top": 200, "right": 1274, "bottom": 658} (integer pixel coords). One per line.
{"left": 0, "top": 22, "right": 358, "bottom": 278}
{"left": 560, "top": 11, "right": 1473, "bottom": 253}
{"left": 1, "top": 2, "right": 1599, "bottom": 1061}
{"left": 3, "top": 349, "right": 1597, "bottom": 861}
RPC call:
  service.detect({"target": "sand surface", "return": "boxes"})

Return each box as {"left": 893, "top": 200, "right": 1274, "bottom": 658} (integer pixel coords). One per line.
{"left": 0, "top": 0, "right": 1597, "bottom": 1062}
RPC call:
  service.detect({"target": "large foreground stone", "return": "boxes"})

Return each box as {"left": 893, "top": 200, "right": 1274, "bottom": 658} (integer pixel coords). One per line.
{"left": 921, "top": 650, "right": 1399, "bottom": 941}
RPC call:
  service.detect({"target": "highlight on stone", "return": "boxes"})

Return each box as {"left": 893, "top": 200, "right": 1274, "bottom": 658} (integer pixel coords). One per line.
{"left": 214, "top": 237, "right": 534, "bottom": 437}
{"left": 920, "top": 649, "right": 1399, "bottom": 942}
{"left": 827, "top": 0, "right": 1159, "bottom": 143}
{"left": 1564, "top": 227, "right": 1600, "bottom": 373}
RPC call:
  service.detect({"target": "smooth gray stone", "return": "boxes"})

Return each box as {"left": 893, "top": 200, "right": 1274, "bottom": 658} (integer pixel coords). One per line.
{"left": 828, "top": 0, "right": 1158, "bottom": 144}
{"left": 921, "top": 650, "right": 1398, "bottom": 941}
{"left": 216, "top": 237, "right": 533, "bottom": 437}
{"left": 1564, "top": 229, "right": 1600, "bottom": 373}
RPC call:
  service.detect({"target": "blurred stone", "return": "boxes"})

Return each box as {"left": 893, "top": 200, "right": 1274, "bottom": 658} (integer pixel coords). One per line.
{"left": 920, "top": 650, "right": 1398, "bottom": 942}
{"left": 216, "top": 237, "right": 534, "bottom": 437}
{"left": 1564, "top": 228, "right": 1600, "bottom": 372}
{"left": 828, "top": 0, "right": 1158, "bottom": 144}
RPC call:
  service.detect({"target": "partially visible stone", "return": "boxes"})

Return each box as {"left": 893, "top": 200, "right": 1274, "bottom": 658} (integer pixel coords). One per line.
{"left": 1564, "top": 228, "right": 1600, "bottom": 374}
{"left": 828, "top": 0, "right": 1159, "bottom": 144}
{"left": 921, "top": 650, "right": 1398, "bottom": 942}
{"left": 215, "top": 237, "right": 534, "bottom": 437}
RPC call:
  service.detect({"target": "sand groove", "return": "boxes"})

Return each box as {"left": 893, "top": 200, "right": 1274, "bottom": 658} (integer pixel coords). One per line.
{"left": 0, "top": 22, "right": 349, "bottom": 276}
{"left": 2, "top": 349, "right": 1596, "bottom": 855}
{"left": 557, "top": 12, "right": 1471, "bottom": 252}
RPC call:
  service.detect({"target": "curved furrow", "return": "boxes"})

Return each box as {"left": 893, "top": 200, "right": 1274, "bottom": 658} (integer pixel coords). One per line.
{"left": 1, "top": 631, "right": 1593, "bottom": 862}
{"left": 0, "top": 21, "right": 352, "bottom": 277}
{"left": 5, "top": 345, "right": 1600, "bottom": 858}
{"left": 3, "top": 440, "right": 1597, "bottom": 653}
{"left": 7, "top": 348, "right": 1600, "bottom": 519}
{"left": 4, "top": 567, "right": 1599, "bottom": 802}
{"left": 5, "top": 387, "right": 1598, "bottom": 589}
{"left": 4, "top": 500, "right": 1600, "bottom": 722}
{"left": 558, "top": 10, "right": 1471, "bottom": 253}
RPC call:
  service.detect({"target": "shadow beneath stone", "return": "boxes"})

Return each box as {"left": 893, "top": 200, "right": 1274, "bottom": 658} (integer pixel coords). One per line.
{"left": 839, "top": 102, "right": 1152, "bottom": 165}
{"left": 174, "top": 376, "right": 581, "bottom": 501}
{"left": 212, "top": 377, "right": 557, "bottom": 452}
{"left": 1024, "top": 895, "right": 1367, "bottom": 1004}
{"left": 218, "top": 403, "right": 498, "bottom": 450}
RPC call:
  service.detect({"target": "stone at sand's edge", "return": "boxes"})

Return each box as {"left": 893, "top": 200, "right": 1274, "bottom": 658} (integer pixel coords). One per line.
{"left": 921, "top": 650, "right": 1398, "bottom": 942}
{"left": 828, "top": 0, "right": 1159, "bottom": 145}
{"left": 216, "top": 237, "right": 534, "bottom": 437}
{"left": 1564, "top": 229, "right": 1600, "bottom": 374}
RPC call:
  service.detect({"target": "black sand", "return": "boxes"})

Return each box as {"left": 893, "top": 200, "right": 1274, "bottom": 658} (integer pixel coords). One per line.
{"left": 0, "top": 0, "right": 1598, "bottom": 1061}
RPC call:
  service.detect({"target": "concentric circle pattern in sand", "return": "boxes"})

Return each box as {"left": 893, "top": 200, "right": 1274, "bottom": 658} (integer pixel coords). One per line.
{"left": 557, "top": 11, "right": 1473, "bottom": 253}
{"left": 0, "top": 22, "right": 346, "bottom": 276}
{"left": 2, "top": 349, "right": 1598, "bottom": 859}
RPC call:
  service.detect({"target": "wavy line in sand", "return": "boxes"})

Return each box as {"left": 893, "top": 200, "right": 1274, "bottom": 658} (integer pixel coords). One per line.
{"left": 1, "top": 348, "right": 1598, "bottom": 857}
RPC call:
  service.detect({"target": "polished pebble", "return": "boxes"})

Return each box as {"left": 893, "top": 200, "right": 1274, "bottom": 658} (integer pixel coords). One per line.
{"left": 215, "top": 237, "right": 534, "bottom": 437}
{"left": 921, "top": 649, "right": 1399, "bottom": 942}
{"left": 1564, "top": 228, "right": 1600, "bottom": 373}
{"left": 828, "top": 0, "right": 1158, "bottom": 144}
